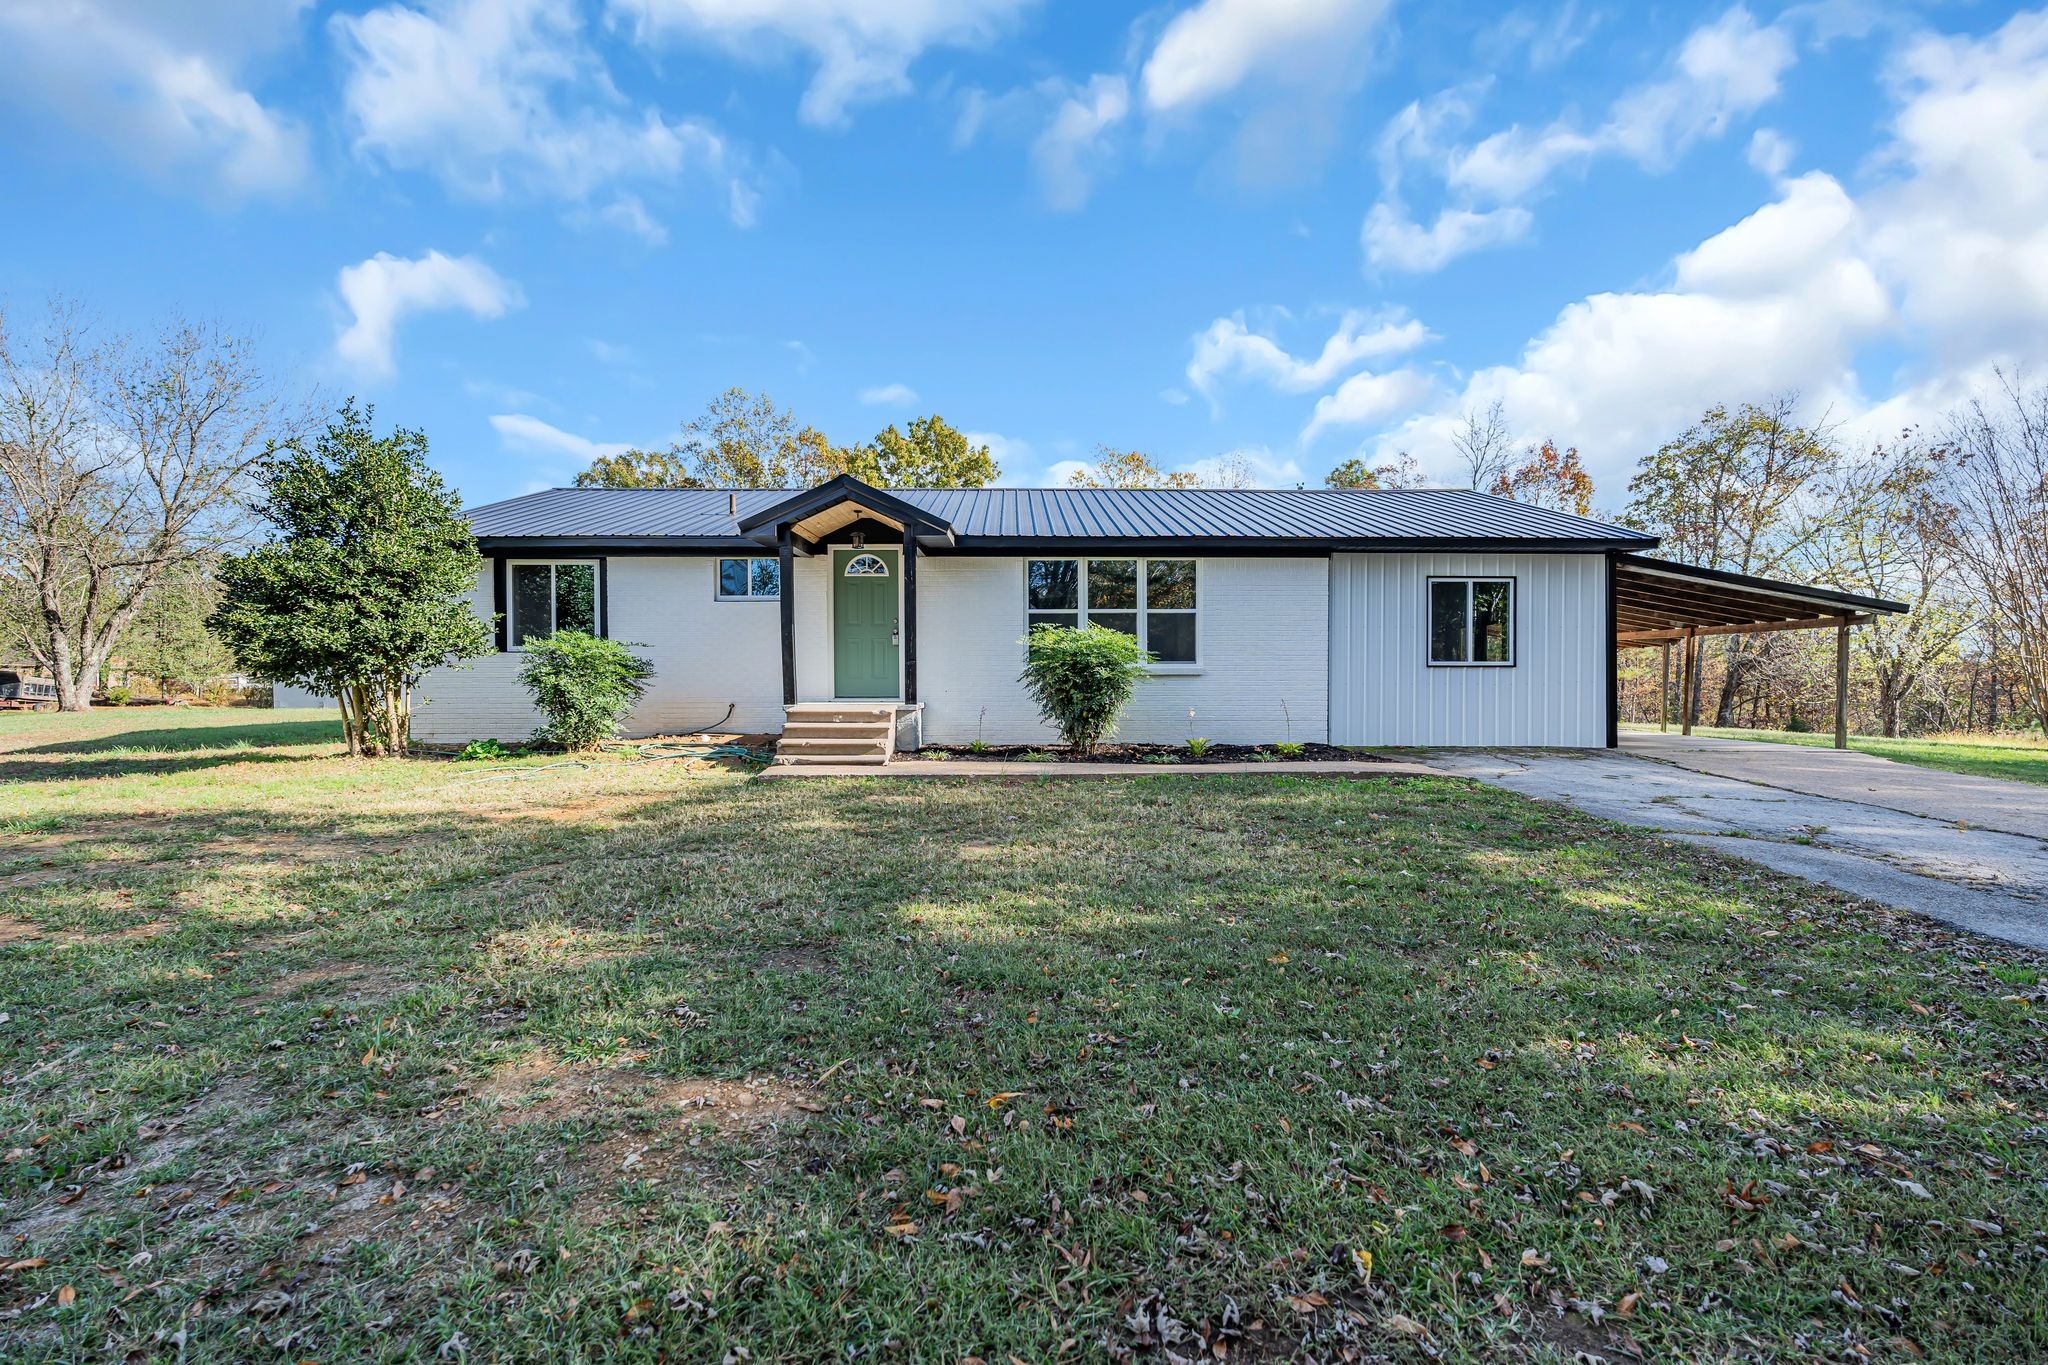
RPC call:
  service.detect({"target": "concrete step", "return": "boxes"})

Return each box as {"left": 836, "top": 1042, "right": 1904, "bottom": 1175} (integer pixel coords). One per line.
{"left": 783, "top": 720, "right": 893, "bottom": 737}
{"left": 776, "top": 751, "right": 890, "bottom": 767}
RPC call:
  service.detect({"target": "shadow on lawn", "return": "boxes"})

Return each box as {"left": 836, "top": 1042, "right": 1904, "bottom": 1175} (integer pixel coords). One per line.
{"left": 0, "top": 717, "right": 344, "bottom": 783}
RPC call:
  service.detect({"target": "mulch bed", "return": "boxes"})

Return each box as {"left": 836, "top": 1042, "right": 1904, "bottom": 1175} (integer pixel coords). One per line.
{"left": 918, "top": 742, "right": 1384, "bottom": 765}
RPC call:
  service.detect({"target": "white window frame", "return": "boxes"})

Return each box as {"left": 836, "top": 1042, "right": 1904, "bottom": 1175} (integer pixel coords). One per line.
{"left": 715, "top": 556, "right": 782, "bottom": 602}
{"left": 508, "top": 559, "right": 600, "bottom": 648}
{"left": 1024, "top": 557, "right": 1200, "bottom": 668}
{"left": 1426, "top": 576, "right": 1516, "bottom": 668}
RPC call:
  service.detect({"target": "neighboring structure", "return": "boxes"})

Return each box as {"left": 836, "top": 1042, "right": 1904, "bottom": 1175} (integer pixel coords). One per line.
{"left": 0, "top": 668, "right": 59, "bottom": 708}
{"left": 408, "top": 477, "right": 1904, "bottom": 761}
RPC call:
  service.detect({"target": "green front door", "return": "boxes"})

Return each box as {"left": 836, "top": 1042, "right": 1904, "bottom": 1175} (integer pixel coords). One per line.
{"left": 832, "top": 548, "right": 899, "bottom": 699}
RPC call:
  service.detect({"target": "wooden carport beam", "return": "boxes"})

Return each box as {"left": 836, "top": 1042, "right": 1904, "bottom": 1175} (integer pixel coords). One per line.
{"left": 1617, "top": 614, "right": 1872, "bottom": 645}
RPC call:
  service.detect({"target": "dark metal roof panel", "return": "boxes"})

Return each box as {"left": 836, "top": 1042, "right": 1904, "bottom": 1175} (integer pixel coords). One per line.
{"left": 464, "top": 485, "right": 1658, "bottom": 546}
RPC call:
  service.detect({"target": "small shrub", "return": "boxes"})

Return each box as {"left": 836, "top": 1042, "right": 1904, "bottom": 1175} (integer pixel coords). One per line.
{"left": 967, "top": 738, "right": 991, "bottom": 754}
{"left": 1185, "top": 736, "right": 1211, "bottom": 758}
{"left": 458, "top": 738, "right": 510, "bottom": 761}
{"left": 1784, "top": 713, "right": 1814, "bottom": 733}
{"left": 1274, "top": 741, "right": 1305, "bottom": 758}
{"left": 516, "top": 630, "right": 655, "bottom": 751}
{"left": 1251, "top": 749, "right": 1277, "bottom": 762}
{"left": 1020, "top": 750, "right": 1056, "bottom": 762}
{"left": 1140, "top": 752, "right": 1175, "bottom": 764}
{"left": 1018, "top": 624, "right": 1151, "bottom": 756}
{"left": 104, "top": 685, "right": 132, "bottom": 706}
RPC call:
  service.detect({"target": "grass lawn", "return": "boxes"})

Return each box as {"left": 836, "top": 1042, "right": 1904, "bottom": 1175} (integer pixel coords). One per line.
{"left": 1626, "top": 722, "right": 2048, "bottom": 787}
{"left": 4, "top": 709, "right": 2046, "bottom": 1362}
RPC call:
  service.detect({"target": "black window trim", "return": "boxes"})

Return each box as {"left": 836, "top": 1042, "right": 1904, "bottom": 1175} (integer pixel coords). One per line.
{"left": 1425, "top": 574, "right": 1517, "bottom": 669}
{"left": 715, "top": 555, "right": 783, "bottom": 602}
{"left": 1025, "top": 556, "right": 1200, "bottom": 667}
{"left": 505, "top": 557, "right": 605, "bottom": 650}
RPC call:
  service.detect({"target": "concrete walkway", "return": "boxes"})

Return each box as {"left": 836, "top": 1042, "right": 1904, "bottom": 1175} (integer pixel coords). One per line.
{"left": 1622, "top": 730, "right": 2048, "bottom": 840}
{"left": 1429, "top": 746, "right": 2048, "bottom": 951}
{"left": 760, "top": 758, "right": 1438, "bottom": 780}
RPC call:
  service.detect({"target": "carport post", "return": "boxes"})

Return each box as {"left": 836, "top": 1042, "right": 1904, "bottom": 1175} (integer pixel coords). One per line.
{"left": 1659, "top": 642, "right": 1671, "bottom": 732}
{"left": 1679, "top": 628, "right": 1697, "bottom": 737}
{"left": 1834, "top": 616, "right": 1850, "bottom": 750}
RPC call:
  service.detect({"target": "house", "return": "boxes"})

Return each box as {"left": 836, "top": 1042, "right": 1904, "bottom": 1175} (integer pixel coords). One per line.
{"left": 415, "top": 475, "right": 1906, "bottom": 760}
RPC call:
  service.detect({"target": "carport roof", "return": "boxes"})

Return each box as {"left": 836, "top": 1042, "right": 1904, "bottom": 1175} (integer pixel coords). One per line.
{"left": 1615, "top": 554, "right": 1908, "bottom": 640}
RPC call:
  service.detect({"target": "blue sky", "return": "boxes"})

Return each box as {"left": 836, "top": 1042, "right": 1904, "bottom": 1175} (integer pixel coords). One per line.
{"left": 3, "top": 1, "right": 2044, "bottom": 508}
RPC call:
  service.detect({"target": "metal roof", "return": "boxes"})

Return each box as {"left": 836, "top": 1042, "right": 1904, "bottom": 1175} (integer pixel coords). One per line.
{"left": 465, "top": 485, "right": 1658, "bottom": 549}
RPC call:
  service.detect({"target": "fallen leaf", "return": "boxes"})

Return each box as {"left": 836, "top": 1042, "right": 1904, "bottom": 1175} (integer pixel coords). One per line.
{"left": 1384, "top": 1313, "right": 1429, "bottom": 1337}
{"left": 1520, "top": 1249, "right": 1549, "bottom": 1268}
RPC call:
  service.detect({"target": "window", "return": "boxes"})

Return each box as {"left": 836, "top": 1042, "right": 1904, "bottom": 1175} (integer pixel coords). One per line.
{"left": 717, "top": 557, "right": 781, "bottom": 600}
{"left": 844, "top": 553, "right": 889, "bottom": 577}
{"left": 510, "top": 561, "right": 598, "bottom": 646}
{"left": 1026, "top": 558, "right": 1198, "bottom": 664}
{"left": 1428, "top": 577, "right": 1514, "bottom": 666}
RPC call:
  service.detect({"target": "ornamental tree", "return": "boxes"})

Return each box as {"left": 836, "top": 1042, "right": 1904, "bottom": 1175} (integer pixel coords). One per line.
{"left": 211, "top": 402, "right": 492, "bottom": 757}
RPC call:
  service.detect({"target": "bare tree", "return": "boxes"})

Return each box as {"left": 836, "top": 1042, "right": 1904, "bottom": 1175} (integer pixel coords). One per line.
{"left": 0, "top": 303, "right": 296, "bottom": 709}
{"left": 1802, "top": 439, "right": 1972, "bottom": 737}
{"left": 1940, "top": 373, "right": 2048, "bottom": 729}
{"left": 1452, "top": 400, "right": 1514, "bottom": 494}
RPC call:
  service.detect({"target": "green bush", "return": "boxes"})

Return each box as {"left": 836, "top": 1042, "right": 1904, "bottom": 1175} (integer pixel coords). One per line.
{"left": 458, "top": 738, "right": 510, "bottom": 761}
{"left": 1274, "top": 741, "right": 1305, "bottom": 758}
{"left": 1185, "top": 736, "right": 1211, "bottom": 757}
{"left": 104, "top": 685, "right": 132, "bottom": 706}
{"left": 1784, "top": 713, "right": 1814, "bottom": 733}
{"left": 516, "top": 631, "right": 655, "bottom": 751}
{"left": 1019, "top": 624, "right": 1151, "bottom": 755}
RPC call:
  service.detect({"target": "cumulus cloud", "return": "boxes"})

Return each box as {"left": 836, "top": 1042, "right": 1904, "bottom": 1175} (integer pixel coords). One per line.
{"left": 859, "top": 382, "right": 918, "bottom": 406}
{"left": 490, "top": 413, "right": 634, "bottom": 463}
{"left": 334, "top": 250, "right": 524, "bottom": 380}
{"left": 1366, "top": 7, "right": 1797, "bottom": 273}
{"left": 0, "top": 0, "right": 311, "bottom": 197}
{"left": 1031, "top": 75, "right": 1130, "bottom": 211}
{"left": 1140, "top": 0, "right": 1392, "bottom": 113}
{"left": 1301, "top": 369, "right": 1437, "bottom": 444}
{"left": 606, "top": 0, "right": 1033, "bottom": 127}
{"left": 1362, "top": 203, "right": 1533, "bottom": 272}
{"left": 1187, "top": 310, "right": 1432, "bottom": 408}
{"left": 1360, "top": 8, "right": 2048, "bottom": 485}
{"left": 335, "top": 0, "right": 754, "bottom": 230}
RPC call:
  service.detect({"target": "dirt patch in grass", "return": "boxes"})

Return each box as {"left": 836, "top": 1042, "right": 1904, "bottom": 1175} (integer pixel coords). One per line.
{"left": 239, "top": 959, "right": 412, "bottom": 1005}
{"left": 752, "top": 942, "right": 837, "bottom": 976}
{"left": 0, "top": 913, "right": 173, "bottom": 945}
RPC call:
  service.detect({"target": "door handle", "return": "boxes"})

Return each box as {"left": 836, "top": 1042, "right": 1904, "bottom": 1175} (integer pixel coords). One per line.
{"left": 891, "top": 617, "right": 900, "bottom": 645}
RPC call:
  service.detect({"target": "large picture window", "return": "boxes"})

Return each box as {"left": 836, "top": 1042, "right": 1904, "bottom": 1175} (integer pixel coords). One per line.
{"left": 717, "top": 557, "right": 782, "bottom": 601}
{"left": 1027, "top": 558, "right": 1198, "bottom": 663}
{"left": 510, "top": 561, "right": 598, "bottom": 646}
{"left": 1428, "top": 577, "right": 1514, "bottom": 666}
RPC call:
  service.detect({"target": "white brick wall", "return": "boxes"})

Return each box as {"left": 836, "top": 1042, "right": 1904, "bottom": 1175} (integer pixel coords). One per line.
{"left": 411, "top": 553, "right": 1373, "bottom": 749}
{"left": 412, "top": 558, "right": 786, "bottom": 742}
{"left": 918, "top": 556, "right": 1329, "bottom": 746}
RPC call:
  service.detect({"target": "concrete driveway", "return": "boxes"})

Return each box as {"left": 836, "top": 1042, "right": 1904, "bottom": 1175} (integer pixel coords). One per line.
{"left": 1426, "top": 738, "right": 2048, "bottom": 951}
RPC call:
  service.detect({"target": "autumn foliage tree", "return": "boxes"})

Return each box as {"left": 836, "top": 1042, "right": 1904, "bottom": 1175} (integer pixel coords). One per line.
{"left": 1324, "top": 453, "right": 1422, "bottom": 489}
{"left": 1065, "top": 446, "right": 1198, "bottom": 489}
{"left": 1492, "top": 439, "right": 1594, "bottom": 515}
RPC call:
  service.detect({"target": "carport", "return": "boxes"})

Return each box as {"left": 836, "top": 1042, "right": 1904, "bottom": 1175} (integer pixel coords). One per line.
{"left": 1608, "top": 555, "right": 1908, "bottom": 749}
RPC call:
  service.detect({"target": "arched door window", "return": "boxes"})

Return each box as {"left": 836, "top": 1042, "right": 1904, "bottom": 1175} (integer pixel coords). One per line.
{"left": 844, "top": 553, "right": 889, "bottom": 577}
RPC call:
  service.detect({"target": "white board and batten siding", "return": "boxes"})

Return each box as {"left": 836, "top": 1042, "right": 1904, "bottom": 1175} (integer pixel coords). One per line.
{"left": 410, "top": 558, "right": 786, "bottom": 744}
{"left": 1328, "top": 552, "right": 1607, "bottom": 748}
{"left": 918, "top": 556, "right": 1329, "bottom": 747}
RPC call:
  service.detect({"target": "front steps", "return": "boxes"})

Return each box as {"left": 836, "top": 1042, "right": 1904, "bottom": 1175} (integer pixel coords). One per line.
{"left": 775, "top": 703, "right": 898, "bottom": 766}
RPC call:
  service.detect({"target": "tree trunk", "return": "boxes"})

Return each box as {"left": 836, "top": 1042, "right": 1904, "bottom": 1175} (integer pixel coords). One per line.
{"left": 1713, "top": 637, "right": 1749, "bottom": 728}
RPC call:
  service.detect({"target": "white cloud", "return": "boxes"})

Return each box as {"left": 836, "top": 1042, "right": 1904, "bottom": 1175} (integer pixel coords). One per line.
{"left": 859, "top": 382, "right": 919, "bottom": 406}
{"left": 597, "top": 193, "right": 670, "bottom": 245}
{"left": 606, "top": 0, "right": 1033, "bottom": 127}
{"left": 967, "top": 431, "right": 1034, "bottom": 483}
{"left": 1362, "top": 202, "right": 1533, "bottom": 272}
{"left": 490, "top": 414, "right": 634, "bottom": 463}
{"left": 1140, "top": 0, "right": 1392, "bottom": 113}
{"left": 1187, "top": 309, "right": 1432, "bottom": 406}
{"left": 1031, "top": 75, "right": 1129, "bottom": 212}
{"left": 586, "top": 338, "right": 635, "bottom": 365}
{"left": 0, "top": 0, "right": 310, "bottom": 196}
{"left": 1175, "top": 446, "right": 1307, "bottom": 488}
{"left": 1301, "top": 369, "right": 1436, "bottom": 443}
{"left": 1448, "top": 8, "right": 1795, "bottom": 200}
{"left": 1747, "top": 127, "right": 1796, "bottom": 177}
{"left": 334, "top": 250, "right": 524, "bottom": 380}
{"left": 1367, "top": 7, "right": 1796, "bottom": 274}
{"left": 335, "top": 0, "right": 753, "bottom": 227}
